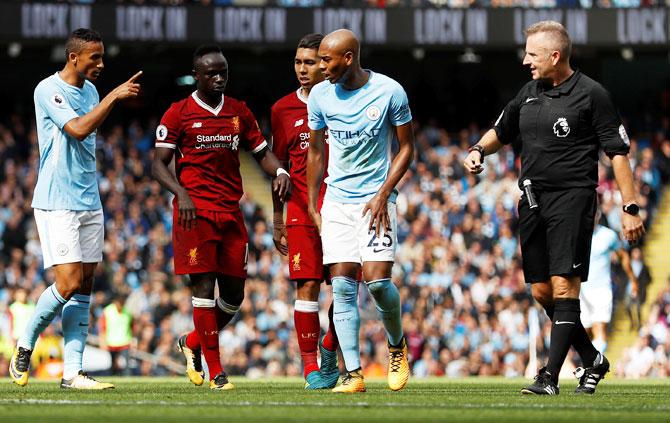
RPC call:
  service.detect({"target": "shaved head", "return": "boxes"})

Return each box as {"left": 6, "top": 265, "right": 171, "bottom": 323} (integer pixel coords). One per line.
{"left": 321, "top": 29, "right": 360, "bottom": 64}
{"left": 318, "top": 29, "right": 367, "bottom": 87}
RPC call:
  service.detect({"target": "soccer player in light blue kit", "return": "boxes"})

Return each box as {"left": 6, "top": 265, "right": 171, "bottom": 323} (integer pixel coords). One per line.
{"left": 579, "top": 210, "right": 638, "bottom": 354}
{"left": 306, "top": 29, "right": 414, "bottom": 393}
{"left": 9, "top": 28, "right": 142, "bottom": 389}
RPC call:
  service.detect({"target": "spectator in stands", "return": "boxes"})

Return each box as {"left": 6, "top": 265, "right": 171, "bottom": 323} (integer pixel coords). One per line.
{"left": 624, "top": 247, "right": 651, "bottom": 331}
{"left": 99, "top": 294, "right": 133, "bottom": 376}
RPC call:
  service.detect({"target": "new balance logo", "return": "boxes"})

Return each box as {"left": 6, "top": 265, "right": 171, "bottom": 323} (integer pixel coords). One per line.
{"left": 294, "top": 119, "right": 304, "bottom": 127}
{"left": 555, "top": 321, "right": 575, "bottom": 325}
{"left": 192, "top": 122, "right": 202, "bottom": 128}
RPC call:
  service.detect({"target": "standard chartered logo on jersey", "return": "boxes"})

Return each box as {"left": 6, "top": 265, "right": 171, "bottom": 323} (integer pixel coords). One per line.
{"left": 195, "top": 134, "right": 240, "bottom": 150}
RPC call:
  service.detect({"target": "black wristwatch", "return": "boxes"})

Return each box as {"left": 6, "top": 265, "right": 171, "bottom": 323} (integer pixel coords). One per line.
{"left": 469, "top": 144, "right": 485, "bottom": 159}
{"left": 623, "top": 203, "right": 640, "bottom": 216}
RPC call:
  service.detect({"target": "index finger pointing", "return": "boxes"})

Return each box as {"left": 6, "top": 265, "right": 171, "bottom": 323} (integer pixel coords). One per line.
{"left": 128, "top": 70, "right": 143, "bottom": 83}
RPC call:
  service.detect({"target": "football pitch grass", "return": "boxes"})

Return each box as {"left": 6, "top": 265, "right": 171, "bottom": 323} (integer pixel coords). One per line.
{"left": 1, "top": 377, "right": 670, "bottom": 422}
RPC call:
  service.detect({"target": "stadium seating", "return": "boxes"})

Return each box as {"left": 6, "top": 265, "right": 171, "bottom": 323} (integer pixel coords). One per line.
{"left": 0, "top": 111, "right": 667, "bottom": 378}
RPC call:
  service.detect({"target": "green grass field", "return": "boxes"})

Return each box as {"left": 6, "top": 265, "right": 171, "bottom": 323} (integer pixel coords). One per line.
{"left": 1, "top": 377, "right": 669, "bottom": 422}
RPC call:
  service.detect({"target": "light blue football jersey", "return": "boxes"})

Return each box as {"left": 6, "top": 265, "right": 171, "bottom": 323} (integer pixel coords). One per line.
{"left": 584, "top": 225, "right": 621, "bottom": 290}
{"left": 32, "top": 72, "right": 101, "bottom": 211}
{"left": 308, "top": 71, "right": 412, "bottom": 204}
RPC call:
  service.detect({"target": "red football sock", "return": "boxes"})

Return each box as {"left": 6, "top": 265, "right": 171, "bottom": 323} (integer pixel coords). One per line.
{"left": 193, "top": 303, "right": 223, "bottom": 380}
{"left": 294, "top": 300, "right": 320, "bottom": 378}
{"left": 185, "top": 298, "right": 240, "bottom": 349}
{"left": 321, "top": 301, "right": 339, "bottom": 352}
{"left": 185, "top": 330, "right": 200, "bottom": 350}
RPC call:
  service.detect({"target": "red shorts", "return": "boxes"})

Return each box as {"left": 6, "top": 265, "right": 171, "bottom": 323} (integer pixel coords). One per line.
{"left": 173, "top": 209, "right": 248, "bottom": 278}
{"left": 286, "top": 225, "right": 326, "bottom": 282}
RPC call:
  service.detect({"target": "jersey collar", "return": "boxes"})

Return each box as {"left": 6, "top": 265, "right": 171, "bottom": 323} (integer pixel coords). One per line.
{"left": 53, "top": 72, "right": 84, "bottom": 93}
{"left": 191, "top": 91, "right": 224, "bottom": 115}
{"left": 296, "top": 88, "right": 308, "bottom": 105}
{"left": 542, "top": 70, "right": 581, "bottom": 98}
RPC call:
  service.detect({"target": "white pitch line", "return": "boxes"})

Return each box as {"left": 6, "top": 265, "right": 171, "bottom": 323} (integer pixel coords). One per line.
{"left": 0, "top": 399, "right": 669, "bottom": 412}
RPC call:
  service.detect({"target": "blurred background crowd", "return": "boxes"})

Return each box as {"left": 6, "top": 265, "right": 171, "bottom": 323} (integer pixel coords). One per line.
{"left": 0, "top": 105, "right": 668, "bottom": 379}
{"left": 617, "top": 277, "right": 670, "bottom": 378}
{"left": 42, "top": 0, "right": 670, "bottom": 9}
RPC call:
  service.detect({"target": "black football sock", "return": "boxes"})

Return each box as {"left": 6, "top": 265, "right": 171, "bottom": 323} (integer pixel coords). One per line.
{"left": 570, "top": 319, "right": 599, "bottom": 367}
{"left": 544, "top": 302, "right": 598, "bottom": 366}
{"left": 546, "top": 298, "right": 581, "bottom": 383}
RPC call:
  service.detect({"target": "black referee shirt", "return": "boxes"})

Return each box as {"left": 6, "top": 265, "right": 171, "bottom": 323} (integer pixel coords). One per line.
{"left": 494, "top": 70, "right": 630, "bottom": 191}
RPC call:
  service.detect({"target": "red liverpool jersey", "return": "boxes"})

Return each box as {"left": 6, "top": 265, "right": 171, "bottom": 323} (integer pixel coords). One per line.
{"left": 156, "top": 92, "right": 267, "bottom": 212}
{"left": 271, "top": 89, "right": 327, "bottom": 226}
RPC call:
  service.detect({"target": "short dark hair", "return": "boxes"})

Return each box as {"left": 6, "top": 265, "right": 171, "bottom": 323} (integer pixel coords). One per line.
{"left": 193, "top": 44, "right": 223, "bottom": 69}
{"left": 297, "top": 33, "right": 324, "bottom": 51}
{"left": 65, "top": 28, "right": 102, "bottom": 58}
{"left": 112, "top": 293, "right": 128, "bottom": 305}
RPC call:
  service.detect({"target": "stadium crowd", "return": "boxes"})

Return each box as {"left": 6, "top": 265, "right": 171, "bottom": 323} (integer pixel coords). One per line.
{"left": 0, "top": 108, "right": 667, "bottom": 379}
{"left": 51, "top": 0, "right": 670, "bottom": 8}
{"left": 617, "top": 276, "right": 670, "bottom": 378}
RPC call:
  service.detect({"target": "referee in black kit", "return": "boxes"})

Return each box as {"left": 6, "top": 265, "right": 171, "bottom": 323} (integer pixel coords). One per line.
{"left": 464, "top": 21, "right": 645, "bottom": 395}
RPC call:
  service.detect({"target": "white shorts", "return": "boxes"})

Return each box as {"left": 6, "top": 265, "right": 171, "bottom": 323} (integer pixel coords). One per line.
{"left": 320, "top": 199, "right": 397, "bottom": 265}
{"left": 579, "top": 284, "right": 613, "bottom": 328}
{"left": 34, "top": 209, "right": 104, "bottom": 269}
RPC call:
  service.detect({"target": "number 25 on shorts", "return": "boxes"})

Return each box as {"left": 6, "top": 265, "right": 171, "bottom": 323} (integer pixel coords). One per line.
{"left": 368, "top": 229, "right": 392, "bottom": 253}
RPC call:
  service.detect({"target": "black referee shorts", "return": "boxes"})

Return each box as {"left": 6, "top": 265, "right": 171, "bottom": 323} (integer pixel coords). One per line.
{"left": 518, "top": 187, "right": 596, "bottom": 283}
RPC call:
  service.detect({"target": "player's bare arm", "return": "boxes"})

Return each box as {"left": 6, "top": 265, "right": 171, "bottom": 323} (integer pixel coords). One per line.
{"left": 63, "top": 71, "right": 142, "bottom": 141}
{"left": 617, "top": 247, "right": 639, "bottom": 298}
{"left": 152, "top": 147, "right": 196, "bottom": 231}
{"left": 253, "top": 146, "right": 291, "bottom": 202}
{"left": 271, "top": 159, "right": 289, "bottom": 255}
{"left": 306, "top": 127, "right": 326, "bottom": 232}
{"left": 610, "top": 154, "right": 645, "bottom": 242}
{"left": 463, "top": 129, "right": 505, "bottom": 174}
{"left": 362, "top": 121, "right": 414, "bottom": 237}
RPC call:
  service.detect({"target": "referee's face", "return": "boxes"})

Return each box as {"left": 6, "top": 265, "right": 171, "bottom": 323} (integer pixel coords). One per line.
{"left": 523, "top": 33, "right": 556, "bottom": 81}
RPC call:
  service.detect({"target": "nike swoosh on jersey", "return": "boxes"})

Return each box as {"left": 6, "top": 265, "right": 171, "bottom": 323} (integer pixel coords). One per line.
{"left": 555, "top": 321, "right": 576, "bottom": 325}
